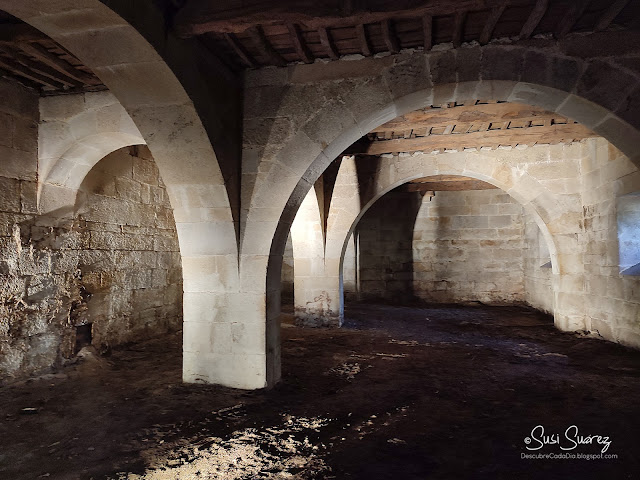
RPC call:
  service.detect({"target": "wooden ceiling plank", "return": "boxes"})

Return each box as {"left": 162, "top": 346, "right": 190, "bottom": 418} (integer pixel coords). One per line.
{"left": 452, "top": 11, "right": 467, "bottom": 48}
{"left": 287, "top": 23, "right": 314, "bottom": 63}
{"left": 353, "top": 123, "right": 597, "bottom": 155}
{"left": 594, "top": 0, "right": 632, "bottom": 31}
{"left": 318, "top": 27, "right": 339, "bottom": 60}
{"left": 381, "top": 19, "right": 400, "bottom": 53}
{"left": 555, "top": 0, "right": 591, "bottom": 38}
{"left": 519, "top": 0, "right": 549, "bottom": 39}
{"left": 17, "top": 42, "right": 99, "bottom": 85}
{"left": 223, "top": 32, "right": 258, "bottom": 68}
{"left": 0, "top": 46, "right": 80, "bottom": 87}
{"left": 174, "top": 0, "right": 514, "bottom": 36}
{"left": 422, "top": 14, "right": 433, "bottom": 51}
{"left": 479, "top": 1, "right": 509, "bottom": 45}
{"left": 355, "top": 24, "right": 372, "bottom": 56}
{"left": 372, "top": 102, "right": 555, "bottom": 133}
{"left": 248, "top": 26, "right": 286, "bottom": 66}
{"left": 0, "top": 56, "right": 64, "bottom": 89}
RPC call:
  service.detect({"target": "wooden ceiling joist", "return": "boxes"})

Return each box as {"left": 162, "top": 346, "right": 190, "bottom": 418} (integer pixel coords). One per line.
{"left": 381, "top": 19, "right": 400, "bottom": 53}
{"left": 479, "top": 1, "right": 509, "bottom": 45}
{"left": 353, "top": 123, "right": 597, "bottom": 155}
{"left": 318, "top": 27, "right": 339, "bottom": 60}
{"left": 0, "top": 55, "right": 64, "bottom": 89}
{"left": 355, "top": 23, "right": 372, "bottom": 56}
{"left": 17, "top": 42, "right": 99, "bottom": 85}
{"left": 555, "top": 0, "right": 591, "bottom": 39}
{"left": 248, "top": 26, "right": 286, "bottom": 66}
{"left": 422, "top": 14, "right": 433, "bottom": 50}
{"left": 223, "top": 32, "right": 258, "bottom": 68}
{"left": 519, "top": 0, "right": 549, "bottom": 39}
{"left": 371, "top": 102, "right": 561, "bottom": 133}
{"left": 594, "top": 0, "right": 631, "bottom": 31}
{"left": 287, "top": 23, "right": 313, "bottom": 63}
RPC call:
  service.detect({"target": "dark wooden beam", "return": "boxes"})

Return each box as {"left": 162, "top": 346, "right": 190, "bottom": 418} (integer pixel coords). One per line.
{"left": 247, "top": 26, "right": 286, "bottom": 67}
{"left": 519, "top": 0, "right": 549, "bottom": 39}
{"left": 17, "top": 42, "right": 100, "bottom": 85}
{"left": 594, "top": 0, "right": 631, "bottom": 31}
{"left": 355, "top": 24, "right": 372, "bottom": 56}
{"left": 555, "top": 0, "right": 591, "bottom": 38}
{"left": 174, "top": 0, "right": 512, "bottom": 36}
{"left": 479, "top": 1, "right": 508, "bottom": 45}
{"left": 452, "top": 12, "right": 467, "bottom": 47}
{"left": 423, "top": 14, "right": 433, "bottom": 51}
{"left": 0, "top": 46, "right": 81, "bottom": 87}
{"left": 287, "top": 23, "right": 314, "bottom": 63}
{"left": 381, "top": 19, "right": 400, "bottom": 53}
{"left": 318, "top": 27, "right": 339, "bottom": 60}
{"left": 223, "top": 32, "right": 258, "bottom": 68}
{"left": 352, "top": 123, "right": 597, "bottom": 155}
{"left": 372, "top": 102, "right": 558, "bottom": 133}
{"left": 0, "top": 55, "right": 65, "bottom": 89}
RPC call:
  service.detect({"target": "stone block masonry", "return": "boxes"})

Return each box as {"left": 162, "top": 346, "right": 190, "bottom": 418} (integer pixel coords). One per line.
{"left": 0, "top": 139, "right": 183, "bottom": 381}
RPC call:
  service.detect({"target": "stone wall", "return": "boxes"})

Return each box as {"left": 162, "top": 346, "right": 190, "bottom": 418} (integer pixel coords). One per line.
{"left": 356, "top": 188, "right": 424, "bottom": 303}
{"left": 581, "top": 138, "right": 640, "bottom": 347}
{"left": 412, "top": 189, "right": 526, "bottom": 305}
{"left": 0, "top": 133, "right": 182, "bottom": 381}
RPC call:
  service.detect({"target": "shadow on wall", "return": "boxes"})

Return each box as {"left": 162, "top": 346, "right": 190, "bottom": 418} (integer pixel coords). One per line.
{"left": 355, "top": 187, "right": 424, "bottom": 304}
{"left": 0, "top": 145, "right": 183, "bottom": 382}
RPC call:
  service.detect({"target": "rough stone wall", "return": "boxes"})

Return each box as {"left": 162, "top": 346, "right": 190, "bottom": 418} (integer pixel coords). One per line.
{"left": 0, "top": 138, "right": 182, "bottom": 382}
{"left": 356, "top": 189, "right": 423, "bottom": 303}
{"left": 412, "top": 189, "right": 526, "bottom": 305}
{"left": 581, "top": 138, "right": 640, "bottom": 346}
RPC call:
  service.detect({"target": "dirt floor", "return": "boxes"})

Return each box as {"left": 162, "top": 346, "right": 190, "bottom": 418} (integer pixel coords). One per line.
{"left": 1, "top": 303, "right": 640, "bottom": 479}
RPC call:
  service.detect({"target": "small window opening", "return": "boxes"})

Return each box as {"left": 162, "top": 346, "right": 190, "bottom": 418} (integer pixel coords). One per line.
{"left": 75, "top": 323, "right": 93, "bottom": 353}
{"left": 617, "top": 192, "right": 640, "bottom": 276}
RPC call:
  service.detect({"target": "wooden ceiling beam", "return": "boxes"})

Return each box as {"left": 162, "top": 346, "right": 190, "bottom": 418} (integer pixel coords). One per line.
{"left": 479, "top": 1, "right": 509, "bottom": 45}
{"left": 17, "top": 42, "right": 100, "bottom": 85}
{"left": 174, "top": 0, "right": 513, "bottom": 36}
{"left": 452, "top": 12, "right": 467, "bottom": 47}
{"left": 371, "top": 102, "right": 560, "bottom": 133}
{"left": 0, "top": 46, "right": 81, "bottom": 87}
{"left": 423, "top": 14, "right": 433, "bottom": 51}
{"left": 248, "top": 26, "right": 286, "bottom": 67}
{"left": 355, "top": 24, "right": 372, "bottom": 56}
{"left": 519, "top": 0, "right": 549, "bottom": 39}
{"left": 594, "top": 0, "right": 631, "bottom": 31}
{"left": 405, "top": 180, "right": 498, "bottom": 192}
{"left": 223, "top": 32, "right": 258, "bottom": 68}
{"left": 352, "top": 123, "right": 598, "bottom": 155}
{"left": 318, "top": 27, "right": 339, "bottom": 60}
{"left": 555, "top": 0, "right": 591, "bottom": 38}
{"left": 381, "top": 19, "right": 400, "bottom": 53}
{"left": 0, "top": 55, "right": 65, "bottom": 89}
{"left": 287, "top": 23, "right": 314, "bottom": 64}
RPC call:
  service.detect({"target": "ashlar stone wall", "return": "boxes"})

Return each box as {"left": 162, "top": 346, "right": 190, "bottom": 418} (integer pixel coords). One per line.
{"left": 0, "top": 126, "right": 182, "bottom": 381}
{"left": 412, "top": 189, "right": 527, "bottom": 305}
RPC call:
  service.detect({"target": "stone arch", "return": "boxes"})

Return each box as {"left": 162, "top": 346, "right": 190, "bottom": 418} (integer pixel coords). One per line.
{"left": 0, "top": 0, "right": 257, "bottom": 388}
{"left": 38, "top": 92, "right": 145, "bottom": 215}
{"left": 326, "top": 153, "right": 563, "bottom": 321}
{"left": 256, "top": 48, "right": 640, "bottom": 369}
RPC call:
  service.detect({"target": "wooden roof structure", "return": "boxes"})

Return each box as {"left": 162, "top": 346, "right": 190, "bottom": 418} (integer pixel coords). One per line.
{"left": 346, "top": 100, "right": 599, "bottom": 154}
{"left": 174, "top": 0, "right": 639, "bottom": 71}
{"left": 0, "top": 10, "right": 104, "bottom": 95}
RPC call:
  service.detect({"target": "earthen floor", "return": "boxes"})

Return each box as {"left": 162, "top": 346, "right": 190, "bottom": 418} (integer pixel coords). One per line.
{"left": 1, "top": 303, "right": 639, "bottom": 479}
